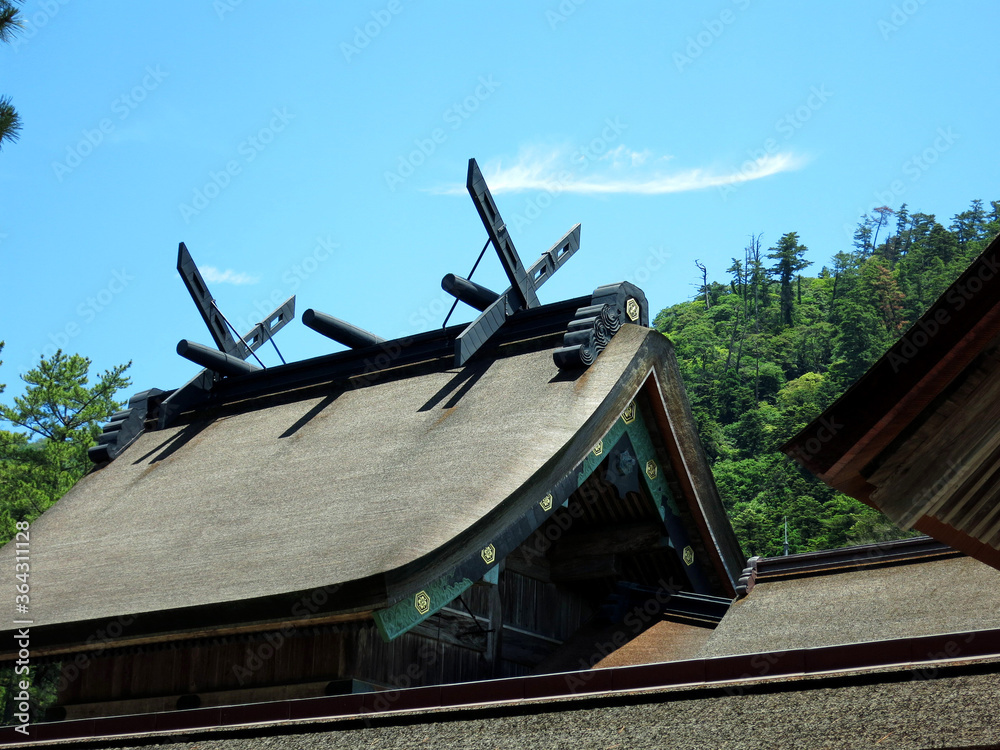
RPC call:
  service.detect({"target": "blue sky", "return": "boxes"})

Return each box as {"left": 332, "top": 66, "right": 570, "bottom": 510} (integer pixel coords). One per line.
{"left": 0, "top": 0, "right": 997, "bottom": 407}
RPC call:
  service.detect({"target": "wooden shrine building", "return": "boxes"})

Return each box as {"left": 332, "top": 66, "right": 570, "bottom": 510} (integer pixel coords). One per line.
{"left": 783, "top": 231, "right": 1000, "bottom": 571}
{"left": 0, "top": 160, "right": 744, "bottom": 720}
{"left": 4, "top": 163, "right": 1000, "bottom": 748}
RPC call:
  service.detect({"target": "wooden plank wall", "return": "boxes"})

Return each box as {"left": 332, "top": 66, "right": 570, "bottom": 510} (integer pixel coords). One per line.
{"left": 57, "top": 557, "right": 597, "bottom": 714}
{"left": 58, "top": 574, "right": 594, "bottom": 711}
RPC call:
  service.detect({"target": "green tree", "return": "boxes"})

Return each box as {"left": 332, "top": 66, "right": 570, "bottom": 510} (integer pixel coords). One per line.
{"left": 0, "top": 0, "right": 22, "bottom": 149}
{"left": 870, "top": 207, "right": 894, "bottom": 255}
{"left": 950, "top": 199, "right": 988, "bottom": 249}
{"left": 0, "top": 351, "right": 131, "bottom": 542}
{"left": 767, "top": 232, "right": 812, "bottom": 327}
{"left": 826, "top": 269, "right": 890, "bottom": 393}
{"left": 853, "top": 216, "right": 873, "bottom": 256}
{"left": 861, "top": 259, "right": 906, "bottom": 336}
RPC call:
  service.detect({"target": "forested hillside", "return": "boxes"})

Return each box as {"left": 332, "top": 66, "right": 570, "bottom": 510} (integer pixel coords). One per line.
{"left": 654, "top": 200, "right": 1000, "bottom": 557}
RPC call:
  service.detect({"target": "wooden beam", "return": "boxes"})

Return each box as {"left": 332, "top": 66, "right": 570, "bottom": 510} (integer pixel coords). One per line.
{"left": 373, "top": 575, "right": 476, "bottom": 642}
{"left": 0, "top": 611, "right": 373, "bottom": 662}
{"left": 411, "top": 608, "right": 487, "bottom": 652}
{"left": 487, "top": 565, "right": 504, "bottom": 676}
{"left": 500, "top": 625, "right": 563, "bottom": 667}
{"left": 408, "top": 598, "right": 561, "bottom": 668}
{"left": 550, "top": 554, "right": 621, "bottom": 583}
{"left": 504, "top": 546, "right": 552, "bottom": 583}
{"left": 550, "top": 523, "right": 668, "bottom": 559}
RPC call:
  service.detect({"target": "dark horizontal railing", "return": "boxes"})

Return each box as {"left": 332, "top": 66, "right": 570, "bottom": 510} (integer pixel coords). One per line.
{"left": 3, "top": 625, "right": 998, "bottom": 746}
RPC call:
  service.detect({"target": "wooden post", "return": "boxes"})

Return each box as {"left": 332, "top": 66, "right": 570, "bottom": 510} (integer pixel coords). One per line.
{"left": 487, "top": 563, "right": 505, "bottom": 678}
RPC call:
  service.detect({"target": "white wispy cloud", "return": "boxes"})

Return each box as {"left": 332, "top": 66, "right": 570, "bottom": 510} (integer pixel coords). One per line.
{"left": 599, "top": 145, "right": 655, "bottom": 168}
{"left": 431, "top": 146, "right": 807, "bottom": 196}
{"left": 199, "top": 266, "right": 260, "bottom": 285}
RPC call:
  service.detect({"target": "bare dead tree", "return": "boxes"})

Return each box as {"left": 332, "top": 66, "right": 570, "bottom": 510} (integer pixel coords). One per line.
{"left": 694, "top": 259, "right": 710, "bottom": 309}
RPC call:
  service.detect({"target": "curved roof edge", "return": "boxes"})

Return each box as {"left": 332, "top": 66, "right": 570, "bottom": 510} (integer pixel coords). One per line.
{"left": 1, "top": 327, "right": 744, "bottom": 657}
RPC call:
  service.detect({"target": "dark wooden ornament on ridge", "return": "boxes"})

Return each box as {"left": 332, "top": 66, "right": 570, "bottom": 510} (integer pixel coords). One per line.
{"left": 92, "top": 159, "right": 652, "bottom": 464}
{"left": 302, "top": 157, "right": 583, "bottom": 365}
{"left": 87, "top": 388, "right": 166, "bottom": 464}
{"left": 450, "top": 158, "right": 582, "bottom": 367}
{"left": 162, "top": 242, "right": 296, "bottom": 428}
{"left": 301, "top": 309, "right": 385, "bottom": 349}
{"left": 174, "top": 242, "right": 295, "bottom": 373}
{"left": 90, "top": 244, "right": 296, "bottom": 464}
{"left": 554, "top": 282, "right": 649, "bottom": 368}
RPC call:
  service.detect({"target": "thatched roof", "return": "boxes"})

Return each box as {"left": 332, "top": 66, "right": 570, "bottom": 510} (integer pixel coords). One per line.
{"left": 0, "top": 322, "right": 744, "bottom": 653}
{"left": 700, "top": 553, "right": 1000, "bottom": 658}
